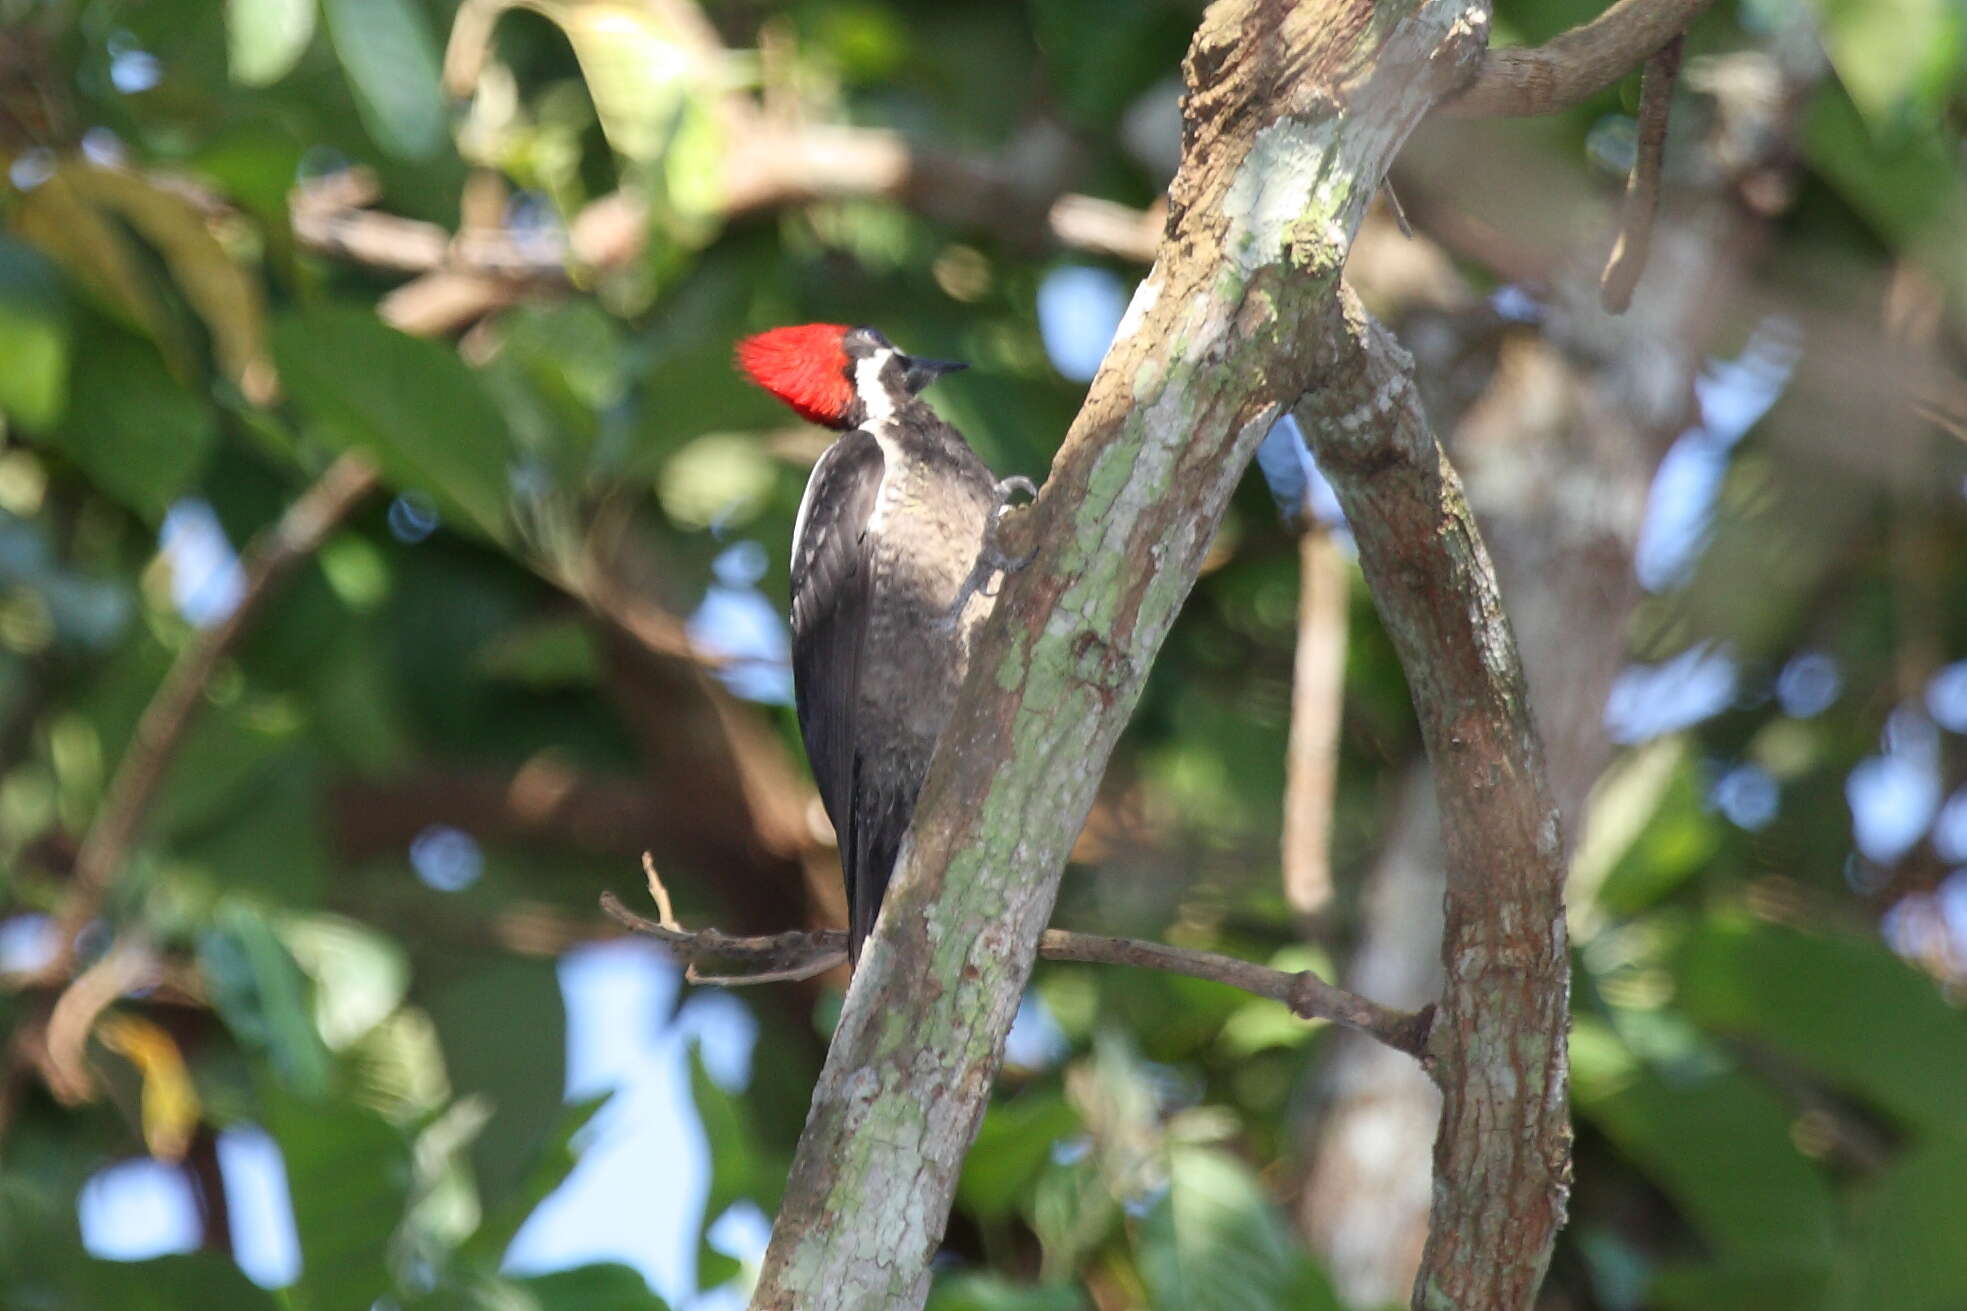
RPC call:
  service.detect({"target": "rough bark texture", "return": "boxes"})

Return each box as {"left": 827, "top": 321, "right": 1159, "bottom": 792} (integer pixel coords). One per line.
{"left": 1442, "top": 0, "right": 1711, "bottom": 118}
{"left": 1294, "top": 295, "right": 1571, "bottom": 1311}
{"left": 747, "top": 1, "right": 1490, "bottom": 1307}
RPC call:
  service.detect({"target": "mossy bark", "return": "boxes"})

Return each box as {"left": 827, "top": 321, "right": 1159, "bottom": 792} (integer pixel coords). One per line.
{"left": 745, "top": 3, "right": 1570, "bottom": 1309}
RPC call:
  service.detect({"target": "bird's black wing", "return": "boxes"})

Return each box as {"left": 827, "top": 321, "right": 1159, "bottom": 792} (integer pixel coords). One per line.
{"left": 788, "top": 432, "right": 884, "bottom": 945}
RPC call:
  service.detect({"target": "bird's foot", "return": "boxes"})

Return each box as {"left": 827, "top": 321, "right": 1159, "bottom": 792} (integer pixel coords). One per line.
{"left": 937, "top": 476, "right": 1040, "bottom": 629}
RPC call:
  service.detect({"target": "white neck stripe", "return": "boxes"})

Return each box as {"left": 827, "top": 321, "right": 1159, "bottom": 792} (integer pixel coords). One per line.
{"left": 855, "top": 350, "right": 898, "bottom": 427}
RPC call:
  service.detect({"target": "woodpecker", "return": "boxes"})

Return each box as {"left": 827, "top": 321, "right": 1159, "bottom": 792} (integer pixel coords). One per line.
{"left": 738, "top": 323, "right": 1033, "bottom": 965}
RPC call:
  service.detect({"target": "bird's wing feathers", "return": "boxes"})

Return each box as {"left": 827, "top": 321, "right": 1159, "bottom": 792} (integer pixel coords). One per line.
{"left": 789, "top": 432, "right": 885, "bottom": 937}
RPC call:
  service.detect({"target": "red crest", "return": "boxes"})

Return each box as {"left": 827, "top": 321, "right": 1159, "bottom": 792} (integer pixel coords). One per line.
{"left": 736, "top": 324, "right": 855, "bottom": 426}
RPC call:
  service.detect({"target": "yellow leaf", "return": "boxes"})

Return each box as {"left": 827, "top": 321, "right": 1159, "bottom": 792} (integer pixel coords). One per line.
{"left": 97, "top": 1013, "right": 202, "bottom": 1164}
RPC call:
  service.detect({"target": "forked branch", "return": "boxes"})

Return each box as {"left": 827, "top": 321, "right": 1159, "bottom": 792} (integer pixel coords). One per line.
{"left": 1444, "top": 0, "right": 1712, "bottom": 118}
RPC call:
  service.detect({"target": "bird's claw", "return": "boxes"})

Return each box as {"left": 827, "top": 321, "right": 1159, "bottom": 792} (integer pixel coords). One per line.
{"left": 995, "top": 475, "right": 1038, "bottom": 508}
{"left": 986, "top": 475, "right": 1040, "bottom": 572}
{"left": 937, "top": 475, "right": 1041, "bottom": 628}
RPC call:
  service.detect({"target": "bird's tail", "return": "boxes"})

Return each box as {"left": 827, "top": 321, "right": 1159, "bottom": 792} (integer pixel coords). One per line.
{"left": 846, "top": 786, "right": 909, "bottom": 966}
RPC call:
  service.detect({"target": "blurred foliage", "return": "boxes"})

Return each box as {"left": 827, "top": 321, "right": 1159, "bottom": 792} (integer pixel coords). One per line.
{"left": 0, "top": 0, "right": 1963, "bottom": 1309}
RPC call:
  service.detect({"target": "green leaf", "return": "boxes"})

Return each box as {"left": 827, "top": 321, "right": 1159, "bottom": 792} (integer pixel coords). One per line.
{"left": 958, "top": 1091, "right": 1081, "bottom": 1221}
{"left": 659, "top": 433, "right": 777, "bottom": 531}
{"left": 425, "top": 957, "right": 566, "bottom": 1211}
{"left": 1029, "top": 0, "right": 1189, "bottom": 129}
{"left": 267, "top": 1088, "right": 415, "bottom": 1310}
{"left": 1814, "top": 0, "right": 1962, "bottom": 126}
{"left": 1802, "top": 87, "right": 1960, "bottom": 245}
{"left": 345, "top": 1005, "right": 452, "bottom": 1120}
{"left": 0, "top": 236, "right": 73, "bottom": 428}
{"left": 927, "top": 1273, "right": 1091, "bottom": 1311}
{"left": 272, "top": 306, "right": 516, "bottom": 541}
{"left": 1134, "top": 1148, "right": 1338, "bottom": 1311}
{"left": 1592, "top": 752, "right": 1718, "bottom": 916}
{"left": 504, "top": 0, "right": 700, "bottom": 164}
{"left": 514, "top": 1263, "right": 670, "bottom": 1310}
{"left": 167, "top": 744, "right": 328, "bottom": 905}
{"left": 1027, "top": 1152, "right": 1117, "bottom": 1284}
{"left": 460, "top": 1094, "right": 610, "bottom": 1269}
{"left": 279, "top": 912, "right": 411, "bottom": 1050}
{"left": 1675, "top": 917, "right": 1967, "bottom": 1133}
{"left": 321, "top": 0, "right": 447, "bottom": 160}
{"left": 228, "top": 0, "right": 317, "bottom": 86}
{"left": 61, "top": 159, "right": 275, "bottom": 402}
{"left": 1801, "top": 87, "right": 1967, "bottom": 314}
{"left": 198, "top": 900, "right": 335, "bottom": 1097}
{"left": 306, "top": 623, "right": 415, "bottom": 773}
{"left": 69, "top": 1253, "right": 282, "bottom": 1310}
{"left": 1650, "top": 1259, "right": 1831, "bottom": 1311}
{"left": 689, "top": 1038, "right": 780, "bottom": 1279}
{"left": 1578, "top": 1064, "right": 1836, "bottom": 1264}
{"left": 149, "top": 710, "right": 303, "bottom": 852}
{"left": 1833, "top": 1136, "right": 1967, "bottom": 1311}
{"left": 12, "top": 173, "right": 178, "bottom": 363}
{"left": 45, "top": 329, "right": 215, "bottom": 521}
{"left": 474, "top": 615, "right": 602, "bottom": 687}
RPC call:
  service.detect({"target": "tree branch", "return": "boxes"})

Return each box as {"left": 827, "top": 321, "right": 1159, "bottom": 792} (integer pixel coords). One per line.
{"left": 1442, "top": 0, "right": 1712, "bottom": 118}
{"left": 1282, "top": 523, "right": 1349, "bottom": 918}
{"left": 48, "top": 453, "right": 378, "bottom": 980}
{"left": 5, "top": 456, "right": 376, "bottom": 1112}
{"left": 289, "top": 131, "right": 1160, "bottom": 294}
{"left": 746, "top": 2, "right": 1490, "bottom": 1307}
{"left": 293, "top": 0, "right": 1719, "bottom": 315}
{"left": 1599, "top": 35, "right": 1684, "bottom": 313}
{"left": 599, "top": 891, "right": 1432, "bottom": 1056}
{"left": 1294, "top": 293, "right": 1570, "bottom": 1311}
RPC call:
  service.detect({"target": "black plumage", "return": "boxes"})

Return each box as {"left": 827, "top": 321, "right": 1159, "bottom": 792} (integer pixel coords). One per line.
{"left": 750, "top": 324, "right": 1008, "bottom": 965}
{"left": 788, "top": 432, "right": 888, "bottom": 951}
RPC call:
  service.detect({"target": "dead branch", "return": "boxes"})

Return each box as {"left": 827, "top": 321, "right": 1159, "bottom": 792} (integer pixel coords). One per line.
{"left": 598, "top": 890, "right": 1432, "bottom": 1057}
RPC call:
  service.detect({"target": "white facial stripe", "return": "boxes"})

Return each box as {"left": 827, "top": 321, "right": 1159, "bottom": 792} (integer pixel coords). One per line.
{"left": 855, "top": 348, "right": 898, "bottom": 426}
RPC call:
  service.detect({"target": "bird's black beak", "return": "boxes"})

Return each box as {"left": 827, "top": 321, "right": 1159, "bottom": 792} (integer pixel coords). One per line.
{"left": 902, "top": 356, "right": 967, "bottom": 395}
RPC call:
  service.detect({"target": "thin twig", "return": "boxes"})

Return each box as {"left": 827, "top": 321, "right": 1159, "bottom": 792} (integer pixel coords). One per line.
{"left": 47, "top": 454, "right": 379, "bottom": 979}
{"left": 1599, "top": 35, "right": 1684, "bottom": 313}
{"left": 598, "top": 891, "right": 1433, "bottom": 1057}
{"left": 642, "top": 852, "right": 679, "bottom": 929}
{"left": 1443, "top": 0, "right": 1711, "bottom": 118}
{"left": 1379, "top": 181, "right": 1415, "bottom": 240}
